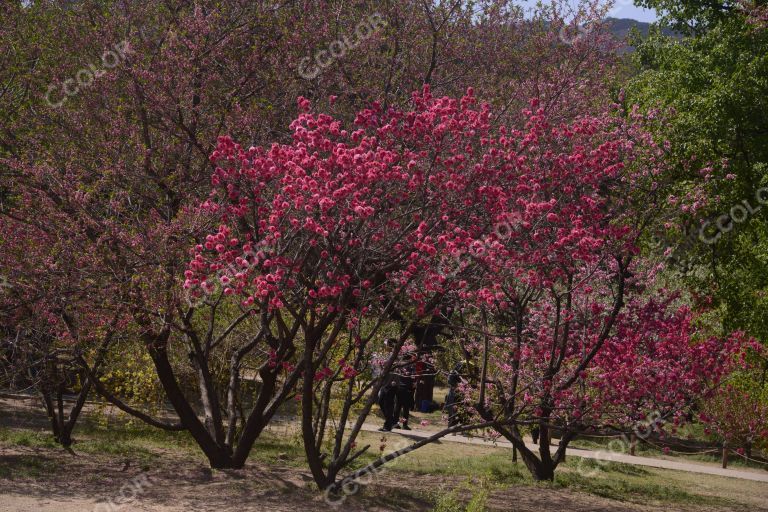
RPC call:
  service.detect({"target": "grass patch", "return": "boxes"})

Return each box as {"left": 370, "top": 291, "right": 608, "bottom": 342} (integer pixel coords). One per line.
{"left": 554, "top": 469, "right": 721, "bottom": 505}
{"left": 247, "top": 430, "right": 309, "bottom": 467}
{"left": 0, "top": 427, "right": 60, "bottom": 449}
{"left": 563, "top": 457, "right": 652, "bottom": 476}
{"left": 429, "top": 478, "right": 491, "bottom": 512}
{"left": 0, "top": 454, "right": 58, "bottom": 478}
{"left": 395, "top": 449, "right": 529, "bottom": 486}
{"left": 377, "top": 435, "right": 739, "bottom": 508}
{"left": 569, "top": 434, "right": 767, "bottom": 471}
{"left": 76, "top": 417, "right": 197, "bottom": 452}
{"left": 366, "top": 485, "right": 434, "bottom": 511}
{"left": 74, "top": 437, "right": 158, "bottom": 465}
{"left": 0, "top": 421, "right": 191, "bottom": 469}
{"left": 554, "top": 461, "right": 739, "bottom": 507}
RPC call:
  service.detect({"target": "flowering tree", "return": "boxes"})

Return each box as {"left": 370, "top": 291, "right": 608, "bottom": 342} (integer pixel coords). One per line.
{"left": 191, "top": 87, "right": 504, "bottom": 487}
{"left": 593, "top": 297, "right": 749, "bottom": 434}
{"left": 701, "top": 371, "right": 768, "bottom": 459}
{"left": 0, "top": 213, "right": 129, "bottom": 447}
{"left": 194, "top": 83, "right": 734, "bottom": 488}
{"left": 429, "top": 97, "right": 754, "bottom": 480}
{"left": 0, "top": 0, "right": 622, "bottom": 467}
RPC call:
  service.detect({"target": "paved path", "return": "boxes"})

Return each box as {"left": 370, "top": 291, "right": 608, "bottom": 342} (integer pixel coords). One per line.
{"left": 360, "top": 423, "right": 768, "bottom": 483}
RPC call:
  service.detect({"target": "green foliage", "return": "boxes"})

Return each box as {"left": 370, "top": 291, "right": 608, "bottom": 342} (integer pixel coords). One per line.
{"left": 432, "top": 491, "right": 464, "bottom": 512}
{"left": 100, "top": 346, "right": 164, "bottom": 409}
{"left": 635, "top": 0, "right": 749, "bottom": 33}
{"left": 465, "top": 484, "right": 490, "bottom": 512}
{"left": 628, "top": 6, "right": 768, "bottom": 454}
{"left": 628, "top": 7, "right": 768, "bottom": 343}
{"left": 627, "top": 7, "right": 768, "bottom": 450}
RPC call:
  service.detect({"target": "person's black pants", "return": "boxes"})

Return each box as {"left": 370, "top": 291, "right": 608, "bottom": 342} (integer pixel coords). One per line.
{"left": 394, "top": 386, "right": 415, "bottom": 424}
{"left": 378, "top": 387, "right": 397, "bottom": 429}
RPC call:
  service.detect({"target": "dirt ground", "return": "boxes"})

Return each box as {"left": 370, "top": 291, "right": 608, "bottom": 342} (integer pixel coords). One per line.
{"left": 1, "top": 396, "right": 765, "bottom": 512}
{"left": 0, "top": 446, "right": 708, "bottom": 512}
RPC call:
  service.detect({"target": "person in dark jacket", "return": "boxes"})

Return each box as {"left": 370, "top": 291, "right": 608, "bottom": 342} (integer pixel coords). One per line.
{"left": 377, "top": 376, "right": 398, "bottom": 431}
{"left": 445, "top": 348, "right": 479, "bottom": 427}
{"left": 445, "top": 365, "right": 462, "bottom": 427}
{"left": 394, "top": 353, "right": 417, "bottom": 430}
{"left": 376, "top": 339, "right": 399, "bottom": 432}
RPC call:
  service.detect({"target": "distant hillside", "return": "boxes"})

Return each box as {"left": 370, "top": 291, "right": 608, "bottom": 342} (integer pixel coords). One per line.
{"left": 605, "top": 17, "right": 679, "bottom": 40}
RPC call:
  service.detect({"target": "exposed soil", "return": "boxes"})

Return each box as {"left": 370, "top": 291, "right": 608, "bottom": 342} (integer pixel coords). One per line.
{"left": 0, "top": 396, "right": 762, "bottom": 512}
{"left": 1, "top": 441, "right": 751, "bottom": 512}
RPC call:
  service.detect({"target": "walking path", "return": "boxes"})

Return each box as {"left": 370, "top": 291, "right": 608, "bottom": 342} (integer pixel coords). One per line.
{"left": 360, "top": 423, "right": 768, "bottom": 483}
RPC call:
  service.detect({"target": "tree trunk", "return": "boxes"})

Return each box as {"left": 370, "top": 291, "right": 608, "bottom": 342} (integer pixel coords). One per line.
{"left": 230, "top": 368, "right": 281, "bottom": 467}
{"left": 494, "top": 425, "right": 555, "bottom": 481}
{"left": 411, "top": 310, "right": 450, "bottom": 409}
{"left": 513, "top": 440, "right": 555, "bottom": 481}
{"left": 147, "top": 336, "right": 232, "bottom": 468}
{"left": 300, "top": 331, "right": 331, "bottom": 488}
{"left": 57, "top": 426, "right": 73, "bottom": 447}
{"left": 531, "top": 461, "right": 555, "bottom": 481}
{"left": 536, "top": 426, "right": 556, "bottom": 481}
{"left": 41, "top": 389, "right": 61, "bottom": 443}
{"left": 196, "top": 362, "right": 225, "bottom": 446}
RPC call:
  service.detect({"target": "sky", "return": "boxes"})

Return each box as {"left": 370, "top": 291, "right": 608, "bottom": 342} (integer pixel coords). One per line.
{"left": 610, "top": 2, "right": 658, "bottom": 22}
{"left": 518, "top": 1, "right": 659, "bottom": 22}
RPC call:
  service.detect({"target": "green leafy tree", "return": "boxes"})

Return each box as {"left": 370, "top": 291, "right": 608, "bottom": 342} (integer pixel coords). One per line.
{"left": 628, "top": 0, "right": 768, "bottom": 417}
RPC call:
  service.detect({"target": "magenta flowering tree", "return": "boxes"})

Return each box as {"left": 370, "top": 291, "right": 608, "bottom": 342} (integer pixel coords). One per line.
{"left": 475, "top": 287, "right": 747, "bottom": 480}
{"left": 424, "top": 97, "right": 755, "bottom": 480}
{"left": 458, "top": 103, "right": 650, "bottom": 480}
{"left": 190, "top": 85, "right": 731, "bottom": 488}
{"left": 700, "top": 362, "right": 768, "bottom": 460}
{"left": 190, "top": 87, "right": 506, "bottom": 488}
{"left": 0, "top": 0, "right": 624, "bottom": 464}
{"left": 591, "top": 297, "right": 749, "bottom": 432}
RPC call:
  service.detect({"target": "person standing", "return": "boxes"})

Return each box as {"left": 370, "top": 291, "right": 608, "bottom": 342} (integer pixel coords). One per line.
{"left": 394, "top": 353, "right": 417, "bottom": 430}
{"left": 445, "top": 364, "right": 462, "bottom": 427}
{"left": 375, "top": 339, "right": 399, "bottom": 432}
{"left": 377, "top": 377, "right": 398, "bottom": 431}
{"left": 445, "top": 347, "right": 479, "bottom": 427}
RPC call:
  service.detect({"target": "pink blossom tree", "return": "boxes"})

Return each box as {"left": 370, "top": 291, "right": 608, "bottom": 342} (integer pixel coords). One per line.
{"left": 443, "top": 99, "right": 753, "bottom": 480}
{"left": 0, "top": 0, "right": 623, "bottom": 467}
{"left": 191, "top": 87, "right": 503, "bottom": 487}
{"left": 591, "top": 297, "right": 750, "bottom": 435}
{"left": 701, "top": 369, "right": 768, "bottom": 460}
{"left": 0, "top": 215, "right": 129, "bottom": 447}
